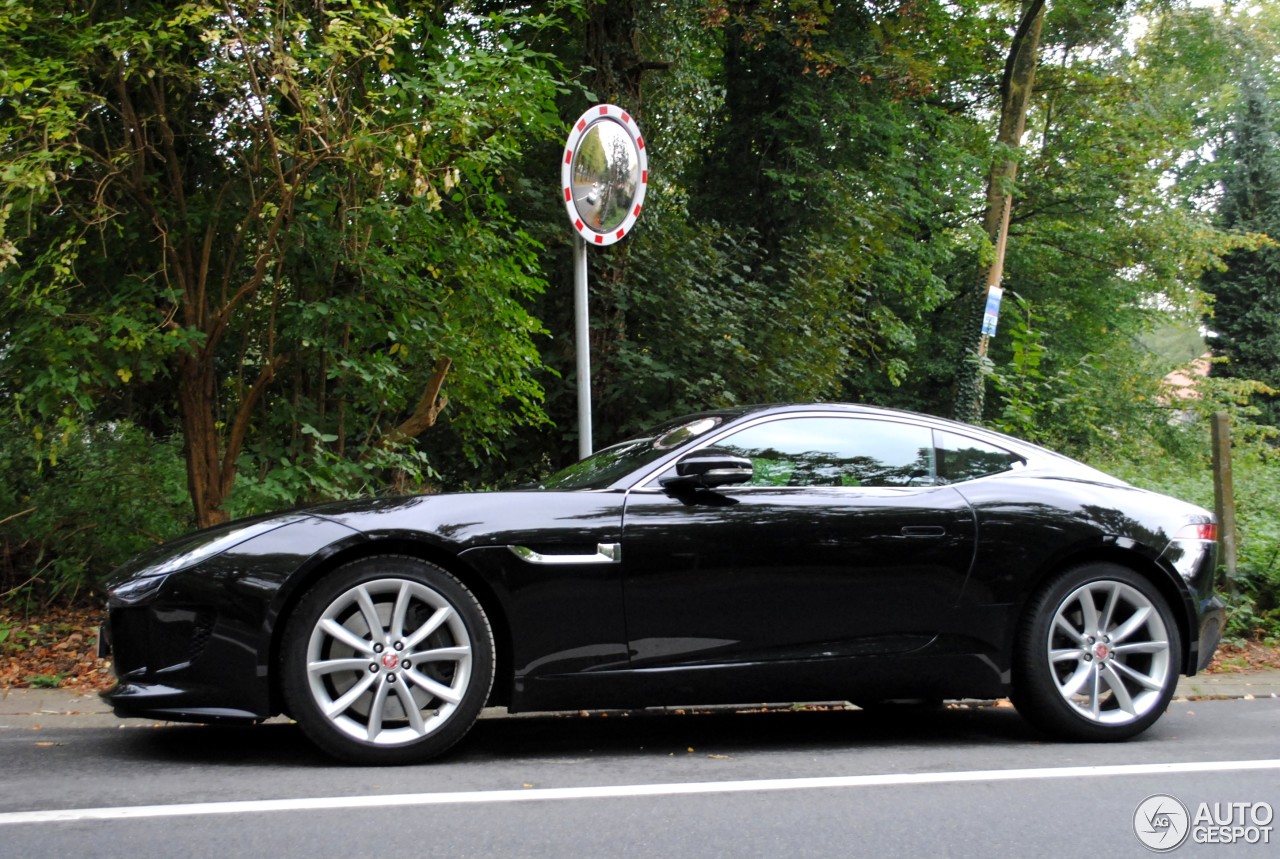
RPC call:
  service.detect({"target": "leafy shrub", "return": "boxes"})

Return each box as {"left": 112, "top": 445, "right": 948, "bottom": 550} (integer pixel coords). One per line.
{"left": 1222, "top": 577, "right": 1280, "bottom": 644}
{"left": 0, "top": 421, "right": 191, "bottom": 607}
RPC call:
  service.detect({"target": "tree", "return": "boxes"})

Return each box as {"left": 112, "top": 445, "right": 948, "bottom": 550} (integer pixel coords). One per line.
{"left": 1, "top": 1, "right": 574, "bottom": 526}
{"left": 1204, "top": 76, "right": 1280, "bottom": 425}
{"left": 663, "top": 2, "right": 981, "bottom": 407}
{"left": 859, "top": 1, "right": 1255, "bottom": 452}
{"left": 953, "top": 0, "right": 1045, "bottom": 424}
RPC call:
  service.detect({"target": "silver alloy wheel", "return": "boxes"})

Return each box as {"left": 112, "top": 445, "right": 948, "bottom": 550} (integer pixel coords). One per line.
{"left": 1046, "top": 579, "right": 1172, "bottom": 725}
{"left": 305, "top": 577, "right": 473, "bottom": 745}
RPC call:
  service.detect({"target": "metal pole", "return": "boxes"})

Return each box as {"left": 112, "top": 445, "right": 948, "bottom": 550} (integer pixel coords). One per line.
{"left": 574, "top": 234, "right": 593, "bottom": 459}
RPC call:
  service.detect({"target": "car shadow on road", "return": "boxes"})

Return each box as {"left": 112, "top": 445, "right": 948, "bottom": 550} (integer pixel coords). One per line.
{"left": 458, "top": 703, "right": 1043, "bottom": 761}
{"left": 117, "top": 703, "right": 1046, "bottom": 767}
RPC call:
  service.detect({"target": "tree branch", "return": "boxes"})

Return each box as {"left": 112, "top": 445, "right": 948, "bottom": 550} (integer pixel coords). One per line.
{"left": 219, "top": 354, "right": 288, "bottom": 499}
{"left": 381, "top": 357, "right": 453, "bottom": 447}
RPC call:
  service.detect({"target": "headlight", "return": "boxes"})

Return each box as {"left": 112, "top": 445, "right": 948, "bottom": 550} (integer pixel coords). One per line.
{"left": 108, "top": 515, "right": 306, "bottom": 585}
{"left": 108, "top": 572, "right": 169, "bottom": 606}
{"left": 146, "top": 519, "right": 297, "bottom": 576}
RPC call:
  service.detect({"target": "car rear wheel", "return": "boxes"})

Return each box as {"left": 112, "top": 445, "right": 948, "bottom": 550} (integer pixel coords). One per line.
{"left": 281, "top": 556, "right": 495, "bottom": 764}
{"left": 1012, "top": 562, "right": 1181, "bottom": 741}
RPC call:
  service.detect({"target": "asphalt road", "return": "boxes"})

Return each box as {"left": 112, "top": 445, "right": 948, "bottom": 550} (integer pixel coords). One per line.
{"left": 1, "top": 697, "right": 1277, "bottom": 858}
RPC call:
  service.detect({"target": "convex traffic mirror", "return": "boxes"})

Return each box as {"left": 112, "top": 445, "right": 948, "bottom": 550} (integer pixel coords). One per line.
{"left": 562, "top": 105, "right": 647, "bottom": 246}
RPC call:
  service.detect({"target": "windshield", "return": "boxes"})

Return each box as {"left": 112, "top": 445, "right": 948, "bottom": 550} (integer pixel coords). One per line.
{"left": 540, "top": 416, "right": 724, "bottom": 490}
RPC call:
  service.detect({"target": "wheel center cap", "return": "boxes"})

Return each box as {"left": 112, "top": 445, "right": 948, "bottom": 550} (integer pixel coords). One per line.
{"left": 1094, "top": 643, "right": 1109, "bottom": 660}
{"left": 381, "top": 652, "right": 399, "bottom": 670}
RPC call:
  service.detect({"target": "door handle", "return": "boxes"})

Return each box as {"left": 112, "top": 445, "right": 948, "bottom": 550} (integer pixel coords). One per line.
{"left": 901, "top": 526, "right": 946, "bottom": 537}
{"left": 508, "top": 543, "right": 622, "bottom": 564}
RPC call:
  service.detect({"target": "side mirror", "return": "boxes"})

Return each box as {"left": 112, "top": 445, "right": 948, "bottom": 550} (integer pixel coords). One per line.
{"left": 660, "top": 449, "right": 754, "bottom": 490}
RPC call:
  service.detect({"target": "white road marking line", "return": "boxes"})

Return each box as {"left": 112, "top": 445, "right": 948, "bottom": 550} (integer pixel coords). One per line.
{"left": 3, "top": 759, "right": 1279, "bottom": 825}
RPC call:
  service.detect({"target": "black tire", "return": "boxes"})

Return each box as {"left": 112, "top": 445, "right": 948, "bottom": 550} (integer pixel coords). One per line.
{"left": 1011, "top": 562, "right": 1182, "bottom": 742}
{"left": 281, "top": 556, "right": 495, "bottom": 764}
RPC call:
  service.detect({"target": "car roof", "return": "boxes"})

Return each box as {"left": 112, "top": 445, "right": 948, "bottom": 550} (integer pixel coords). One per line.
{"left": 682, "top": 402, "right": 1027, "bottom": 446}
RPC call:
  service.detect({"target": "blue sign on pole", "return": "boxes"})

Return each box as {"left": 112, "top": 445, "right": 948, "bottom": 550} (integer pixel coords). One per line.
{"left": 981, "top": 286, "right": 1004, "bottom": 337}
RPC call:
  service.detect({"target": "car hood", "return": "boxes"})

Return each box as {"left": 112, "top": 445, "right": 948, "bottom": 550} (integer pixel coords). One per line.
{"left": 300, "top": 489, "right": 627, "bottom": 552}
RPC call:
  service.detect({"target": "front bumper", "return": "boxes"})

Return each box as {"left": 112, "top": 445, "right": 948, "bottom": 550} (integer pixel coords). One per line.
{"left": 97, "top": 514, "right": 364, "bottom": 724}
{"left": 99, "top": 597, "right": 272, "bottom": 723}
{"left": 101, "top": 681, "right": 264, "bottom": 723}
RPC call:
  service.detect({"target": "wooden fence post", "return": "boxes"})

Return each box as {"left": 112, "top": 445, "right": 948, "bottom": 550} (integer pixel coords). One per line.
{"left": 1211, "top": 411, "right": 1238, "bottom": 592}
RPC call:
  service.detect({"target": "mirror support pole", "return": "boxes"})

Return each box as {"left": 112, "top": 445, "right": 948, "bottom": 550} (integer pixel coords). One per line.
{"left": 562, "top": 105, "right": 646, "bottom": 461}
{"left": 574, "top": 234, "right": 593, "bottom": 459}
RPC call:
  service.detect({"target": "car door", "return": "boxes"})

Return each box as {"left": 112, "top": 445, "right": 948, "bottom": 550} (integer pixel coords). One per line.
{"left": 620, "top": 415, "right": 978, "bottom": 670}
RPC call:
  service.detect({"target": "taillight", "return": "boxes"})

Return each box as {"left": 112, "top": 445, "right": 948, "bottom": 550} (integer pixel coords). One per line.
{"left": 1174, "top": 522, "right": 1217, "bottom": 541}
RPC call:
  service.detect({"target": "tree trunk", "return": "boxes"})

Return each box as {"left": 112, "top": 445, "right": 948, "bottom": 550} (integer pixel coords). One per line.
{"left": 585, "top": 0, "right": 645, "bottom": 107}
{"left": 580, "top": 0, "right": 667, "bottom": 437}
{"left": 953, "top": 0, "right": 1046, "bottom": 424}
{"left": 177, "top": 352, "right": 228, "bottom": 528}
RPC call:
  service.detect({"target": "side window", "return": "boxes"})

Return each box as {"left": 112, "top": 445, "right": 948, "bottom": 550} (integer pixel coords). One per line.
{"left": 934, "top": 430, "right": 1021, "bottom": 483}
{"left": 715, "top": 418, "right": 935, "bottom": 488}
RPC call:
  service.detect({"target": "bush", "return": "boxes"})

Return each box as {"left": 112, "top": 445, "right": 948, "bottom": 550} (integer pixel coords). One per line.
{"left": 1222, "top": 573, "right": 1280, "bottom": 644}
{"left": 0, "top": 421, "right": 191, "bottom": 607}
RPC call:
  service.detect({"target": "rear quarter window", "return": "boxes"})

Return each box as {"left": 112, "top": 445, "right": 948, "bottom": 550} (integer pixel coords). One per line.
{"left": 934, "top": 430, "right": 1022, "bottom": 483}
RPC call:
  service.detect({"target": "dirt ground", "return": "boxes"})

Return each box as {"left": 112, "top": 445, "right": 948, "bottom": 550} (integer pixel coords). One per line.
{"left": 1, "top": 606, "right": 114, "bottom": 692}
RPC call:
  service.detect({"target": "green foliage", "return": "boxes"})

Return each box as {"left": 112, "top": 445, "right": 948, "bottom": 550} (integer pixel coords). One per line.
{"left": 693, "top": 0, "right": 978, "bottom": 388}
{"left": 1221, "top": 582, "right": 1280, "bottom": 645}
{"left": 0, "top": 420, "right": 191, "bottom": 604}
{"left": 0, "top": 620, "right": 31, "bottom": 652}
{"left": 872, "top": 1, "right": 1256, "bottom": 422}
{"left": 0, "top": 1, "right": 579, "bottom": 524}
{"left": 1202, "top": 76, "right": 1280, "bottom": 426}
{"left": 24, "top": 673, "right": 65, "bottom": 689}
{"left": 982, "top": 294, "right": 1054, "bottom": 443}
{"left": 979, "top": 294, "right": 1182, "bottom": 458}
{"left": 1, "top": 0, "right": 1279, "bottom": 634}
{"left": 1217, "top": 448, "right": 1280, "bottom": 633}
{"left": 509, "top": 0, "right": 999, "bottom": 463}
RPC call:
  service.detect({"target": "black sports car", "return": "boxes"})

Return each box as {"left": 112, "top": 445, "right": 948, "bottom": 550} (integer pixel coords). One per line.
{"left": 100, "top": 403, "right": 1224, "bottom": 764}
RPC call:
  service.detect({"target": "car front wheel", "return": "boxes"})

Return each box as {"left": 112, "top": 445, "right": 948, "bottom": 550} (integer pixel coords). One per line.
{"left": 1012, "top": 563, "right": 1182, "bottom": 741}
{"left": 281, "top": 556, "right": 495, "bottom": 764}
